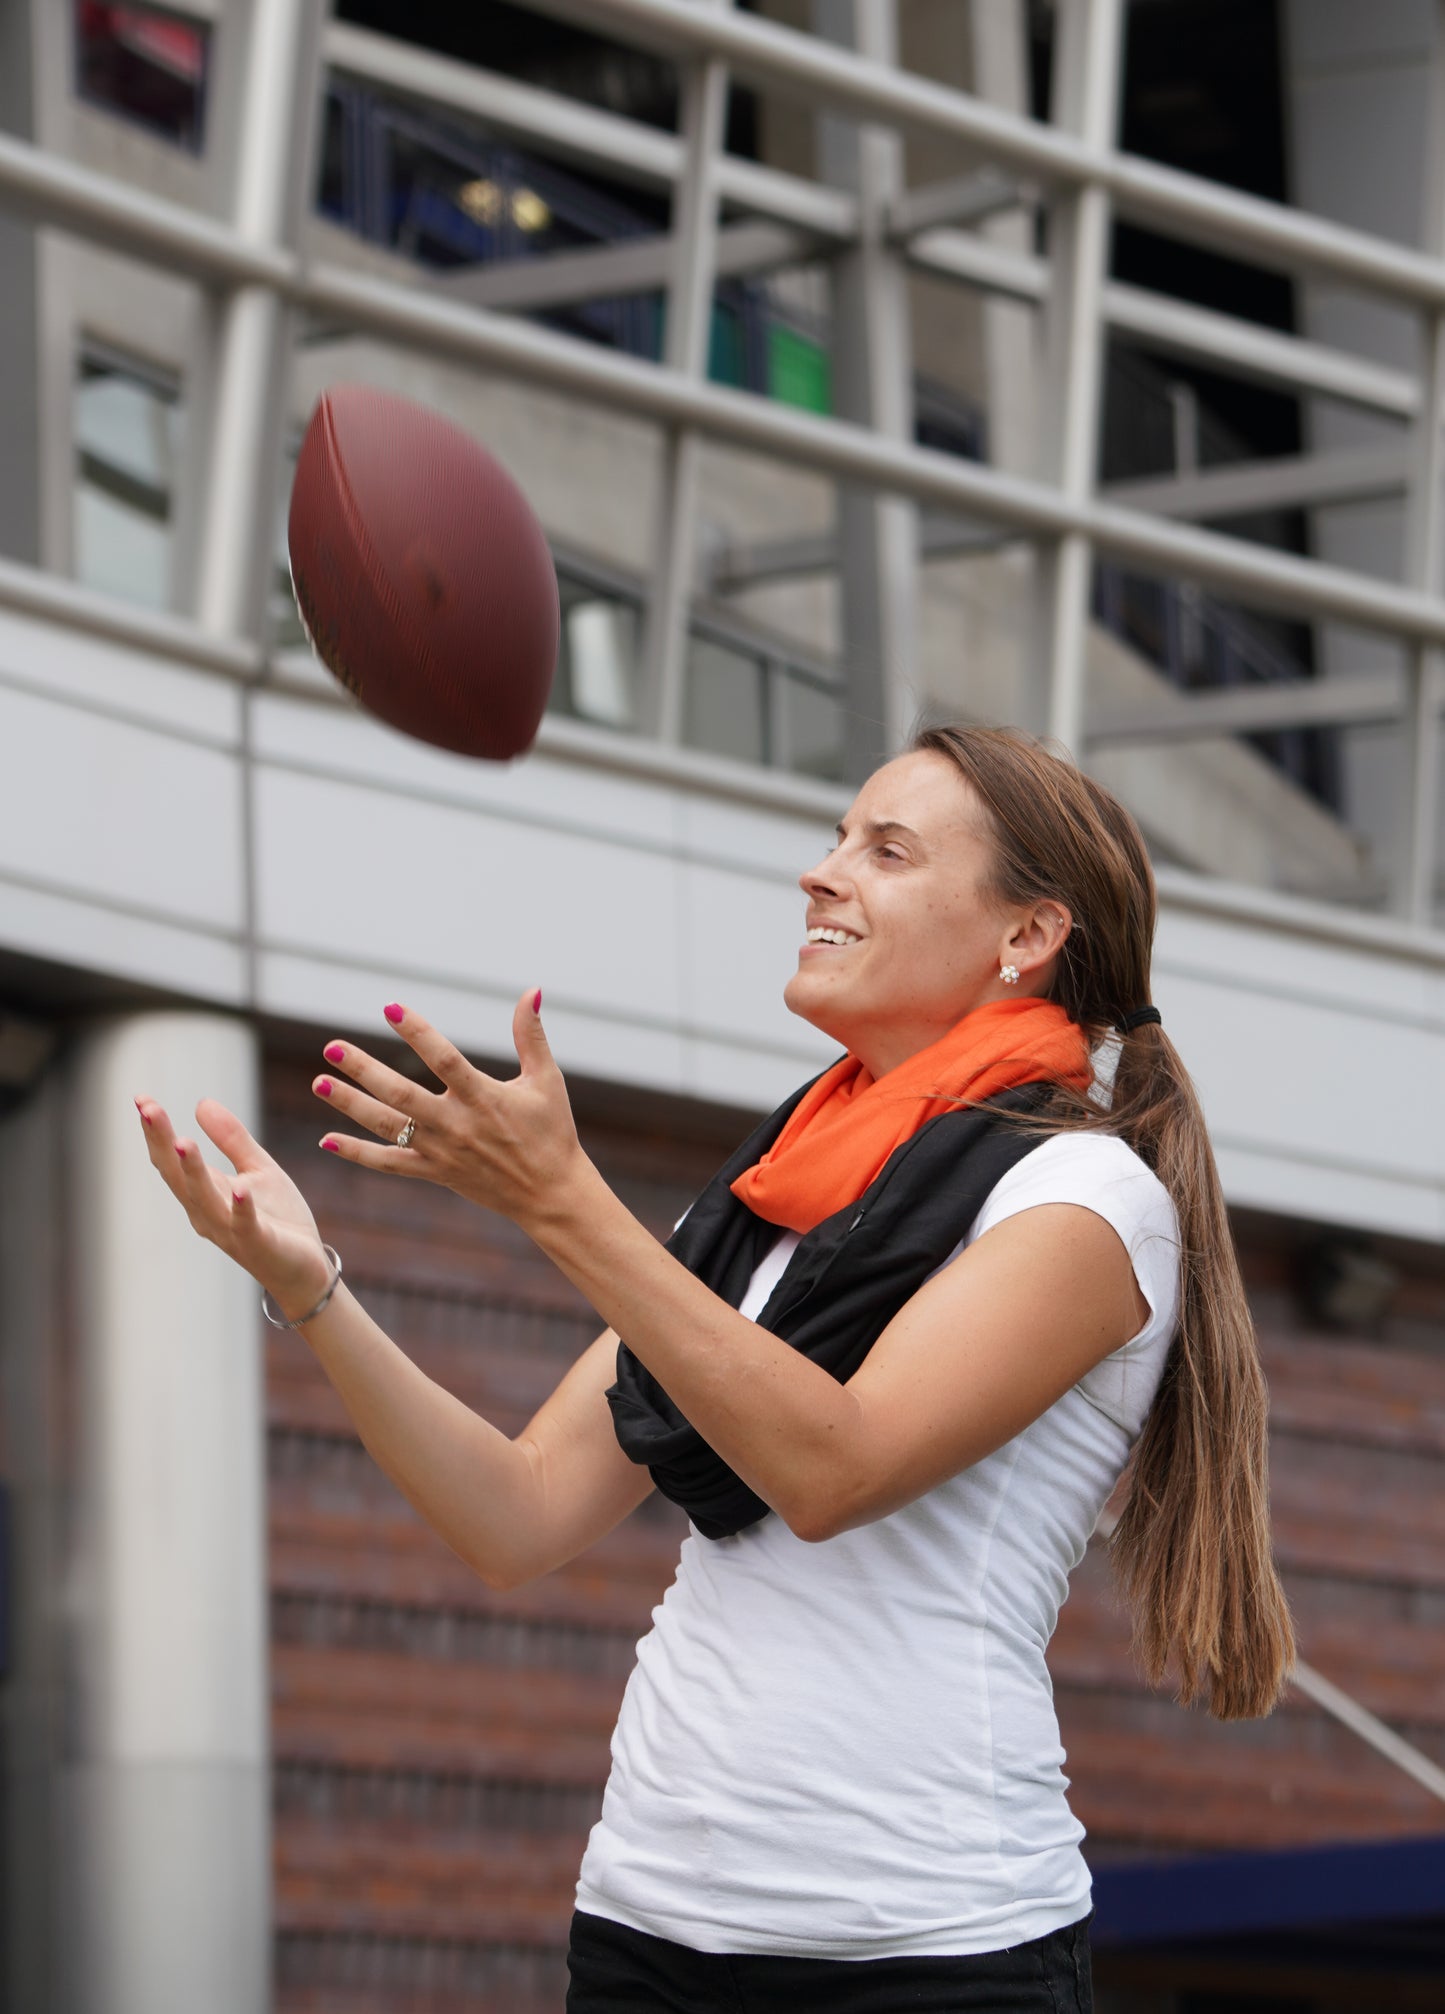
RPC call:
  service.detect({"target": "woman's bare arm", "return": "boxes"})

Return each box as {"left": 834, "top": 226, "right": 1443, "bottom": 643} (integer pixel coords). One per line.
{"left": 135, "top": 1092, "right": 651, "bottom": 1589}
{"left": 315, "top": 998, "right": 1149, "bottom": 1545}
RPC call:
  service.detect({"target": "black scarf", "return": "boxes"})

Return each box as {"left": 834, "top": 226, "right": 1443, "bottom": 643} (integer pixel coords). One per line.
{"left": 607, "top": 1078, "right": 1057, "bottom": 1538}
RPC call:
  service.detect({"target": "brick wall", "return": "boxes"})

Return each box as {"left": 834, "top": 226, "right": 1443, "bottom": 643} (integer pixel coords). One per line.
{"left": 264, "top": 1051, "right": 1445, "bottom": 2010}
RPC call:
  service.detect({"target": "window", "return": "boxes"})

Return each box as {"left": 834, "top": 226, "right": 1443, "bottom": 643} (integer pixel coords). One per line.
{"left": 75, "top": 2, "right": 210, "bottom": 153}
{"left": 73, "top": 345, "right": 183, "bottom": 611}
{"left": 554, "top": 577, "right": 640, "bottom": 730}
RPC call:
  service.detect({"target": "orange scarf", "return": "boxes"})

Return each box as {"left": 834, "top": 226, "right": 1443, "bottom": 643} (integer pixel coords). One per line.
{"left": 731, "top": 996, "right": 1092, "bottom": 1234}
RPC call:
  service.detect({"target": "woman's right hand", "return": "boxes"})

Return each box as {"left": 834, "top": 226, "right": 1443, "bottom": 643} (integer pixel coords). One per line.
{"left": 135, "top": 1094, "right": 335, "bottom": 1320}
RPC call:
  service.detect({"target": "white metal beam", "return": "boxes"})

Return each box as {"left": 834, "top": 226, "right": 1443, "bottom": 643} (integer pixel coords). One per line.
{"left": 888, "top": 166, "right": 1031, "bottom": 238}
{"left": 901, "top": 223, "right": 1420, "bottom": 420}
{"left": 1103, "top": 280, "right": 1417, "bottom": 420}
{"left": 192, "top": 0, "right": 325, "bottom": 641}
{"left": 1103, "top": 443, "right": 1409, "bottom": 523}
{"left": 709, "top": 442, "right": 1410, "bottom": 589}
{"left": 1395, "top": 2, "right": 1445, "bottom": 925}
{"left": 1087, "top": 670, "right": 1411, "bottom": 746}
{"left": 816, "top": 0, "right": 917, "bottom": 772}
{"left": 707, "top": 514, "right": 1005, "bottom": 592}
{"left": 1035, "top": 0, "right": 1121, "bottom": 752}
{"left": 435, "top": 218, "right": 814, "bottom": 315}
{"left": 637, "top": 2, "right": 730, "bottom": 744}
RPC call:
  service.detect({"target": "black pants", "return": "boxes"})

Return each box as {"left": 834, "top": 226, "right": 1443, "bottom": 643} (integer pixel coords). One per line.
{"left": 566, "top": 1910, "right": 1094, "bottom": 2013}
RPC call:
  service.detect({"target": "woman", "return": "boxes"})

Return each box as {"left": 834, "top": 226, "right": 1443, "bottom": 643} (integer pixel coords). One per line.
{"left": 137, "top": 725, "right": 1294, "bottom": 2012}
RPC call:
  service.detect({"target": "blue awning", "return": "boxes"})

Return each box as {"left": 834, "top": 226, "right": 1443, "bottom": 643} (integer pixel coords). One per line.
{"left": 1092, "top": 1833, "right": 1445, "bottom": 1948}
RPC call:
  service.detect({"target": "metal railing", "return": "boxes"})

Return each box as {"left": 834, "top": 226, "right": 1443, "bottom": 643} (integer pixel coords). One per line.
{"left": 0, "top": 0, "right": 1443, "bottom": 919}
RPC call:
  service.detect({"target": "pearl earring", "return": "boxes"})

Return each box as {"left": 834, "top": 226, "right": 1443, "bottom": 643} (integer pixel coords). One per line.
{"left": 1000, "top": 963, "right": 1020, "bottom": 986}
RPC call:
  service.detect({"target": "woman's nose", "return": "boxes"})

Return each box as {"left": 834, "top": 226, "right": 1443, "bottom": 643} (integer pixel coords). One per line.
{"left": 799, "top": 852, "right": 843, "bottom": 898}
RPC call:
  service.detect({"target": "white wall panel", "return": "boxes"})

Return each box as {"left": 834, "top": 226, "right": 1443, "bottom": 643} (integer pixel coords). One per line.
{"left": 252, "top": 764, "right": 683, "bottom": 1023}
{"left": 0, "top": 682, "right": 245, "bottom": 929}
{"left": 0, "top": 607, "right": 242, "bottom": 747}
{"left": 252, "top": 690, "right": 678, "bottom": 848}
{"left": 1, "top": 616, "right": 1443, "bottom": 1239}
{"left": 0, "top": 881, "right": 245, "bottom": 1002}
{"left": 258, "top": 945, "right": 696, "bottom": 1096}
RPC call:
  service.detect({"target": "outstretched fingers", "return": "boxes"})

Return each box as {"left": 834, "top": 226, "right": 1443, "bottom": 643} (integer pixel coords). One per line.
{"left": 317, "top": 1030, "right": 439, "bottom": 1117}
{"left": 312, "top": 1071, "right": 413, "bottom": 1145}
{"left": 511, "top": 985, "right": 555, "bottom": 1079}
{"left": 195, "top": 1097, "right": 272, "bottom": 1173}
{"left": 135, "top": 1095, "right": 235, "bottom": 1240}
{"left": 315, "top": 1128, "right": 424, "bottom": 1177}
{"left": 381, "top": 1002, "right": 489, "bottom": 1096}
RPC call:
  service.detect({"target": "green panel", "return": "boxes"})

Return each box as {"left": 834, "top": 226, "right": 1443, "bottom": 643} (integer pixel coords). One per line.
{"left": 767, "top": 325, "right": 831, "bottom": 413}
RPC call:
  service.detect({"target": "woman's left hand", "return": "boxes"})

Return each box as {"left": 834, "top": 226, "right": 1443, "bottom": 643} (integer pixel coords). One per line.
{"left": 312, "top": 991, "right": 584, "bottom": 1226}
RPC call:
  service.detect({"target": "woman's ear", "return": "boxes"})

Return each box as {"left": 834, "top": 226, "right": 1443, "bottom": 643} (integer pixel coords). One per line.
{"left": 1003, "top": 903, "right": 1073, "bottom": 983}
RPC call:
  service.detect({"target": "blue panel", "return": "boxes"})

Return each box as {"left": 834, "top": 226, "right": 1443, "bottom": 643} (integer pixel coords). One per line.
{"left": 1091, "top": 1834, "right": 1445, "bottom": 1946}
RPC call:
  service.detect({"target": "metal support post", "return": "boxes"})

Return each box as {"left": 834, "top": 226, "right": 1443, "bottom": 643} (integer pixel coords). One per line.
{"left": 1401, "top": 310, "right": 1445, "bottom": 924}
{"left": 969, "top": 1, "right": 1039, "bottom": 479}
{"left": 191, "top": 0, "right": 325, "bottom": 640}
{"left": 1397, "top": 3, "right": 1445, "bottom": 925}
{"left": 638, "top": 3, "right": 731, "bottom": 743}
{"left": 1033, "top": 0, "right": 1122, "bottom": 752}
{"left": 816, "top": 0, "right": 917, "bottom": 777}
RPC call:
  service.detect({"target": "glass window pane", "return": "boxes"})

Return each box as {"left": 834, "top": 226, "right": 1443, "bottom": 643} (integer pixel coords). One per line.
{"left": 779, "top": 676, "right": 845, "bottom": 783}
{"left": 73, "top": 350, "right": 181, "bottom": 613}
{"left": 564, "top": 599, "right": 638, "bottom": 728}
{"left": 75, "top": 369, "right": 177, "bottom": 493}
{"left": 684, "top": 637, "right": 766, "bottom": 766}
{"left": 74, "top": 484, "right": 172, "bottom": 608}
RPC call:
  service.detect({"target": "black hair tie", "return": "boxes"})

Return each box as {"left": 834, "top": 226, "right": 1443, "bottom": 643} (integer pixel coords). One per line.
{"left": 1120, "top": 1005, "right": 1162, "bottom": 1032}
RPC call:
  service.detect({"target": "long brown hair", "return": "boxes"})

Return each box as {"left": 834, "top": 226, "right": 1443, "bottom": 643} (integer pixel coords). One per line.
{"left": 914, "top": 723, "right": 1294, "bottom": 1720}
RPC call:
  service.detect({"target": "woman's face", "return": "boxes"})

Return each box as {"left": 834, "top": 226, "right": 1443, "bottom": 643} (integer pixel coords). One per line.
{"left": 784, "top": 750, "right": 1067, "bottom": 1078}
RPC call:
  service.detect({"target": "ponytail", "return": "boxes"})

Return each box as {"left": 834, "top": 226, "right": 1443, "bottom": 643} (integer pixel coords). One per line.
{"left": 1100, "top": 1019, "right": 1294, "bottom": 1717}
{"left": 914, "top": 726, "right": 1295, "bottom": 1719}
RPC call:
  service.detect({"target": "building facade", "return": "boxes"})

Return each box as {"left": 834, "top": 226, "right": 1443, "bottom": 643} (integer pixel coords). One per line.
{"left": 0, "top": 3, "right": 1443, "bottom": 2010}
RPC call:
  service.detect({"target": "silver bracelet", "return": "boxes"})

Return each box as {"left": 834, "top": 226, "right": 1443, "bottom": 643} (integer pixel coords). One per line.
{"left": 261, "top": 1246, "right": 343, "bottom": 1330}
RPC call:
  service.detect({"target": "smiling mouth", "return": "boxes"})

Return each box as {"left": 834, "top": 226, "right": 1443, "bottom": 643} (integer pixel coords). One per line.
{"left": 805, "top": 926, "right": 862, "bottom": 947}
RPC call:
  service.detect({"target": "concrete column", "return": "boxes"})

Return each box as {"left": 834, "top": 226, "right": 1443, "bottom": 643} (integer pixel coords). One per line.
{"left": 61, "top": 1012, "right": 269, "bottom": 2014}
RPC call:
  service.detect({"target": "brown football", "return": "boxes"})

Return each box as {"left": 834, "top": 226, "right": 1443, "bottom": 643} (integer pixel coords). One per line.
{"left": 287, "top": 385, "right": 558, "bottom": 760}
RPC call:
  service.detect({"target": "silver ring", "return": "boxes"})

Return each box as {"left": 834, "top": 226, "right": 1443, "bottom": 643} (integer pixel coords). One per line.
{"left": 396, "top": 1116, "right": 416, "bottom": 1150}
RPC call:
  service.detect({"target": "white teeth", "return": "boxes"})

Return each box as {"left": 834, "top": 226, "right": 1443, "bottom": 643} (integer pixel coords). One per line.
{"left": 807, "top": 926, "right": 861, "bottom": 946}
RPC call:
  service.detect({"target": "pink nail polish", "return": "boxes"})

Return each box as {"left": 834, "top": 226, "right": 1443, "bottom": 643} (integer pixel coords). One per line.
{"left": 232, "top": 1190, "right": 246, "bottom": 1207}
{"left": 316, "top": 1078, "right": 333, "bottom": 1097}
{"left": 383, "top": 1002, "right": 404, "bottom": 1026}
{"left": 175, "top": 1144, "right": 187, "bottom": 1160}
{"left": 532, "top": 988, "right": 543, "bottom": 1014}
{"left": 324, "top": 1043, "right": 345, "bottom": 1065}
{"left": 140, "top": 1111, "right": 152, "bottom": 1127}
{"left": 322, "top": 1138, "right": 340, "bottom": 1153}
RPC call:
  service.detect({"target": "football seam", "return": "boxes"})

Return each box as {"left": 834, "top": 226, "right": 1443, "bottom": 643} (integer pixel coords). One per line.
{"left": 319, "top": 395, "right": 437, "bottom": 697}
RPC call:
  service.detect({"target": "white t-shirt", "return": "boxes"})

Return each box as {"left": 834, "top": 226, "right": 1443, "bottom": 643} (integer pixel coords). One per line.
{"left": 576, "top": 1131, "right": 1180, "bottom": 1959}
